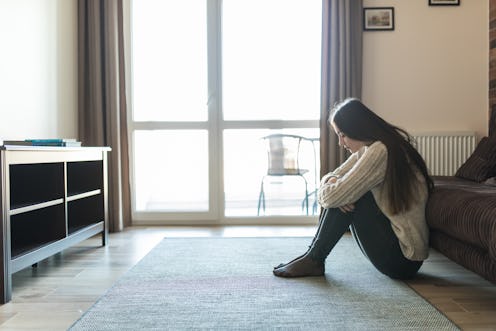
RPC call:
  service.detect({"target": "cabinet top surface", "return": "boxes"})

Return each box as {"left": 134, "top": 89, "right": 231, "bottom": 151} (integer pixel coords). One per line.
{"left": 1, "top": 146, "right": 111, "bottom": 152}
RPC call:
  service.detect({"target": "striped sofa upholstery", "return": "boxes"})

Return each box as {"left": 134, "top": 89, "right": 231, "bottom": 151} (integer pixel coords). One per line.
{"left": 426, "top": 176, "right": 496, "bottom": 283}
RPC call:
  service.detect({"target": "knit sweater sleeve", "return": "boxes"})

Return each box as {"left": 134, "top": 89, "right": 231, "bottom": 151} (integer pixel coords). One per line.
{"left": 318, "top": 142, "right": 388, "bottom": 209}
{"left": 320, "top": 153, "right": 358, "bottom": 186}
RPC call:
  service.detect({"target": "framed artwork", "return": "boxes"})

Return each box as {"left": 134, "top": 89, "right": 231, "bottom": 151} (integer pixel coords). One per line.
{"left": 363, "top": 7, "right": 395, "bottom": 31}
{"left": 429, "top": 0, "right": 460, "bottom": 5}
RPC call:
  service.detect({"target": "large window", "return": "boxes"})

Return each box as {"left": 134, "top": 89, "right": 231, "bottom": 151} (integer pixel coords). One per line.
{"left": 129, "top": 0, "right": 322, "bottom": 223}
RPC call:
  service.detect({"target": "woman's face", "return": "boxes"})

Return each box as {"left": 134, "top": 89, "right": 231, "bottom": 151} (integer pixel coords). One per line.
{"left": 331, "top": 122, "right": 368, "bottom": 153}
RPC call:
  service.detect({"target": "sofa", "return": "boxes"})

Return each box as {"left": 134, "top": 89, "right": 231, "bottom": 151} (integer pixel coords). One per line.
{"left": 425, "top": 134, "right": 496, "bottom": 284}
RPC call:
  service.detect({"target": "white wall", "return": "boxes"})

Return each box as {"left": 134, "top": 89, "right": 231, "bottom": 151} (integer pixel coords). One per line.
{"left": 0, "top": 0, "right": 77, "bottom": 141}
{"left": 362, "top": 0, "right": 489, "bottom": 138}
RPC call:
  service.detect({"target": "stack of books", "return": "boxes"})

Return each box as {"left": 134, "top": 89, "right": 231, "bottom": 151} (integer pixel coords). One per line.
{"left": 2, "top": 139, "right": 82, "bottom": 147}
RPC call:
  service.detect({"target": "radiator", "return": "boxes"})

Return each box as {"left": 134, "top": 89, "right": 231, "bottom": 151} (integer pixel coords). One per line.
{"left": 412, "top": 132, "right": 477, "bottom": 176}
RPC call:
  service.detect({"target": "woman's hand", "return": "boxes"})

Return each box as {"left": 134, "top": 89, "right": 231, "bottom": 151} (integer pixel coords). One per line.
{"left": 322, "top": 175, "right": 354, "bottom": 212}
{"left": 325, "top": 176, "right": 338, "bottom": 184}
{"left": 339, "top": 203, "right": 355, "bottom": 213}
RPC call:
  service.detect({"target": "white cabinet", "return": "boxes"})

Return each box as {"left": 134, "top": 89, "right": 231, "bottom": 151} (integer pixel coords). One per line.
{"left": 0, "top": 146, "right": 110, "bottom": 303}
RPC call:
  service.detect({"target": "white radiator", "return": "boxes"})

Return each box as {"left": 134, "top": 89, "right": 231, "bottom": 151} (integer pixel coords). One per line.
{"left": 412, "top": 132, "right": 477, "bottom": 176}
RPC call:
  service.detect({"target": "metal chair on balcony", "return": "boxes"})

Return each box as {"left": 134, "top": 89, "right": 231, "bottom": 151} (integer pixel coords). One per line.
{"left": 257, "top": 133, "right": 311, "bottom": 215}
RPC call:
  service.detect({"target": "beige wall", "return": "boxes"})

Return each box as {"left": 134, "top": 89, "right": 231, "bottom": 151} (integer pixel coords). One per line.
{"left": 0, "top": 0, "right": 77, "bottom": 141}
{"left": 362, "top": 0, "right": 489, "bottom": 138}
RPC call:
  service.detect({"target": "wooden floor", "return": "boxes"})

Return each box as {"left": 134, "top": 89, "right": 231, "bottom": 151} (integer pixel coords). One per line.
{"left": 1, "top": 225, "right": 495, "bottom": 331}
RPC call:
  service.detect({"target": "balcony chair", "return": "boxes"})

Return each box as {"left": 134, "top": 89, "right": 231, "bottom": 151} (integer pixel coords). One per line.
{"left": 257, "top": 133, "right": 313, "bottom": 215}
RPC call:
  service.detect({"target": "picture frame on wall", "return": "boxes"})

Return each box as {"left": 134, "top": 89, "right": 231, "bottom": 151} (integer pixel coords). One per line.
{"left": 363, "top": 7, "right": 395, "bottom": 31}
{"left": 429, "top": 0, "right": 460, "bottom": 6}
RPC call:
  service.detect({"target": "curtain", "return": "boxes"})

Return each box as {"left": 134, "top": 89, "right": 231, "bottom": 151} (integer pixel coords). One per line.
{"left": 320, "top": 0, "right": 363, "bottom": 178}
{"left": 77, "top": 0, "right": 131, "bottom": 232}
{"left": 491, "top": 106, "right": 496, "bottom": 136}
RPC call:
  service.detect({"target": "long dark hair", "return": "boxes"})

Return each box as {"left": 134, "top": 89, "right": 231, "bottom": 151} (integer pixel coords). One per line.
{"left": 330, "top": 98, "right": 434, "bottom": 215}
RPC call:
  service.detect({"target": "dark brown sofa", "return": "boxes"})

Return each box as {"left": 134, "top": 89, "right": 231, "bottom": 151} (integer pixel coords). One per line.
{"left": 426, "top": 175, "right": 496, "bottom": 283}
{"left": 425, "top": 132, "right": 496, "bottom": 283}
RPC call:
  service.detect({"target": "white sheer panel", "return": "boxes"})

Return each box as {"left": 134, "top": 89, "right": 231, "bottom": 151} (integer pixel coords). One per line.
{"left": 134, "top": 130, "right": 209, "bottom": 211}
{"left": 132, "top": 0, "right": 207, "bottom": 121}
{"left": 222, "top": 0, "right": 322, "bottom": 121}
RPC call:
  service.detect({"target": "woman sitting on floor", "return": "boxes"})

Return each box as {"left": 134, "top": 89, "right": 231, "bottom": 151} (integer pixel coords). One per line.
{"left": 273, "top": 98, "right": 434, "bottom": 280}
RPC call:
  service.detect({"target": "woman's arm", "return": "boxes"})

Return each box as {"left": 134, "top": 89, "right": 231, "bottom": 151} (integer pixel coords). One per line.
{"left": 318, "top": 142, "right": 388, "bottom": 209}
{"left": 319, "top": 152, "right": 359, "bottom": 186}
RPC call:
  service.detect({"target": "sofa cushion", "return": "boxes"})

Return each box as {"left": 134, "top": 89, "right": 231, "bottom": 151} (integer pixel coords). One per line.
{"left": 455, "top": 136, "right": 496, "bottom": 182}
{"left": 426, "top": 181, "right": 496, "bottom": 261}
{"left": 432, "top": 175, "right": 496, "bottom": 192}
{"left": 455, "top": 156, "right": 493, "bottom": 182}
{"left": 485, "top": 177, "right": 496, "bottom": 186}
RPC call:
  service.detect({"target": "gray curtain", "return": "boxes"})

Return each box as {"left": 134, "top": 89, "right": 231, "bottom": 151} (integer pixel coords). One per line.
{"left": 491, "top": 106, "right": 496, "bottom": 136}
{"left": 320, "top": 0, "right": 363, "bottom": 178}
{"left": 77, "top": 0, "right": 131, "bottom": 232}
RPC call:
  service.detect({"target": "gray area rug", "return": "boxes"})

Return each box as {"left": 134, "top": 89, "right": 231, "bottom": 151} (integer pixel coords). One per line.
{"left": 69, "top": 237, "right": 459, "bottom": 330}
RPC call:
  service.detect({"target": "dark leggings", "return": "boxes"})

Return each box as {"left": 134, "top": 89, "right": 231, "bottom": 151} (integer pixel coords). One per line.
{"left": 307, "top": 192, "right": 422, "bottom": 280}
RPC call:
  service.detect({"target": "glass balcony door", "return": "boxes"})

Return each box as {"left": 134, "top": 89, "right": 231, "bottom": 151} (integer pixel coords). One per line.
{"left": 129, "top": 0, "right": 321, "bottom": 224}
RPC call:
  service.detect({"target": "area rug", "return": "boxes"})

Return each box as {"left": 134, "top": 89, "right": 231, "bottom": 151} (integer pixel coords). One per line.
{"left": 69, "top": 236, "right": 459, "bottom": 330}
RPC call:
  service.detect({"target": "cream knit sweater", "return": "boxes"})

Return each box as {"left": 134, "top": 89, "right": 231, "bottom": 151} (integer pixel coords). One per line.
{"left": 318, "top": 141, "right": 429, "bottom": 261}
